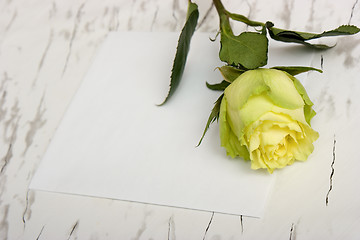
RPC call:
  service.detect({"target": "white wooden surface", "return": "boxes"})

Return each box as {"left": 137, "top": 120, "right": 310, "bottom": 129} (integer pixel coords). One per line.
{"left": 1, "top": 0, "right": 360, "bottom": 239}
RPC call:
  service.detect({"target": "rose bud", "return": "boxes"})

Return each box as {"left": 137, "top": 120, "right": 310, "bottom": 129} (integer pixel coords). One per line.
{"left": 219, "top": 68, "right": 319, "bottom": 173}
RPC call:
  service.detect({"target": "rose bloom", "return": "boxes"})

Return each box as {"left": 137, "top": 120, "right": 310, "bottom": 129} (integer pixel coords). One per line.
{"left": 219, "top": 68, "right": 319, "bottom": 173}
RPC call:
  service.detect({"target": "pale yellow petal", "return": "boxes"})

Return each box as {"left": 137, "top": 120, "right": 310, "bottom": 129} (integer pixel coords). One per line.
{"left": 260, "top": 125, "right": 291, "bottom": 146}
{"left": 262, "top": 69, "right": 305, "bottom": 109}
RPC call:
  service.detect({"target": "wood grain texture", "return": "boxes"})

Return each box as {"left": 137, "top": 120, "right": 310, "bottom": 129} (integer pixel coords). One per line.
{"left": 0, "top": 0, "right": 359, "bottom": 239}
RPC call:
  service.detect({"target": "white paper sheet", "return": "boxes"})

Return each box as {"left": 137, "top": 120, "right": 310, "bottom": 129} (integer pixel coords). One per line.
{"left": 30, "top": 32, "right": 314, "bottom": 217}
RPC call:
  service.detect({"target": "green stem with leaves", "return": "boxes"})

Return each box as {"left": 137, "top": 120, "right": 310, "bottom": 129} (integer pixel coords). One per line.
{"left": 161, "top": 0, "right": 359, "bottom": 105}
{"left": 213, "top": 0, "right": 231, "bottom": 33}
{"left": 213, "top": 0, "right": 264, "bottom": 29}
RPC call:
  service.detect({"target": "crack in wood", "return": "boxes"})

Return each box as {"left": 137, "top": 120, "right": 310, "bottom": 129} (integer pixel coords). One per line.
{"left": 0, "top": 72, "right": 12, "bottom": 124}
{"left": 5, "top": 10, "right": 17, "bottom": 33}
{"left": 1, "top": 119, "right": 17, "bottom": 175}
{"left": 0, "top": 204, "right": 9, "bottom": 240}
{"left": 349, "top": 0, "right": 359, "bottom": 24}
{"left": 22, "top": 190, "right": 30, "bottom": 228}
{"left": 33, "top": 29, "right": 54, "bottom": 86}
{"left": 0, "top": 143, "right": 12, "bottom": 174}
{"left": 326, "top": 136, "right": 336, "bottom": 206}
{"left": 167, "top": 217, "right": 171, "bottom": 240}
{"left": 289, "top": 223, "right": 295, "bottom": 240}
{"left": 320, "top": 55, "right": 324, "bottom": 70}
{"left": 167, "top": 216, "right": 172, "bottom": 240}
{"left": 239, "top": 215, "right": 244, "bottom": 234}
{"left": 132, "top": 210, "right": 150, "bottom": 240}
{"left": 62, "top": 2, "right": 86, "bottom": 77}
{"left": 67, "top": 220, "right": 79, "bottom": 240}
{"left": 150, "top": 6, "right": 159, "bottom": 32}
{"left": 35, "top": 225, "right": 45, "bottom": 240}
{"left": 197, "top": 3, "right": 214, "bottom": 29}
{"left": 0, "top": 92, "right": 6, "bottom": 124}
{"left": 202, "top": 212, "right": 214, "bottom": 240}
{"left": 3, "top": 100, "right": 20, "bottom": 144}
{"left": 23, "top": 93, "right": 46, "bottom": 156}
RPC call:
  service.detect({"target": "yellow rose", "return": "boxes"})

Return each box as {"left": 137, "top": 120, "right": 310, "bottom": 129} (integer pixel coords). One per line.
{"left": 219, "top": 68, "right": 319, "bottom": 173}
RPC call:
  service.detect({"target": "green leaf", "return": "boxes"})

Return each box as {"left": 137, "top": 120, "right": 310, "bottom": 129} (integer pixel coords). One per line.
{"left": 213, "top": 0, "right": 268, "bottom": 69}
{"left": 206, "top": 80, "right": 230, "bottom": 91}
{"left": 186, "top": 0, "right": 198, "bottom": 19}
{"left": 266, "top": 22, "right": 360, "bottom": 49}
{"left": 158, "top": 1, "right": 199, "bottom": 105}
{"left": 217, "top": 65, "right": 246, "bottom": 82}
{"left": 197, "top": 94, "right": 224, "bottom": 146}
{"left": 219, "top": 31, "right": 269, "bottom": 69}
{"left": 271, "top": 66, "right": 322, "bottom": 76}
